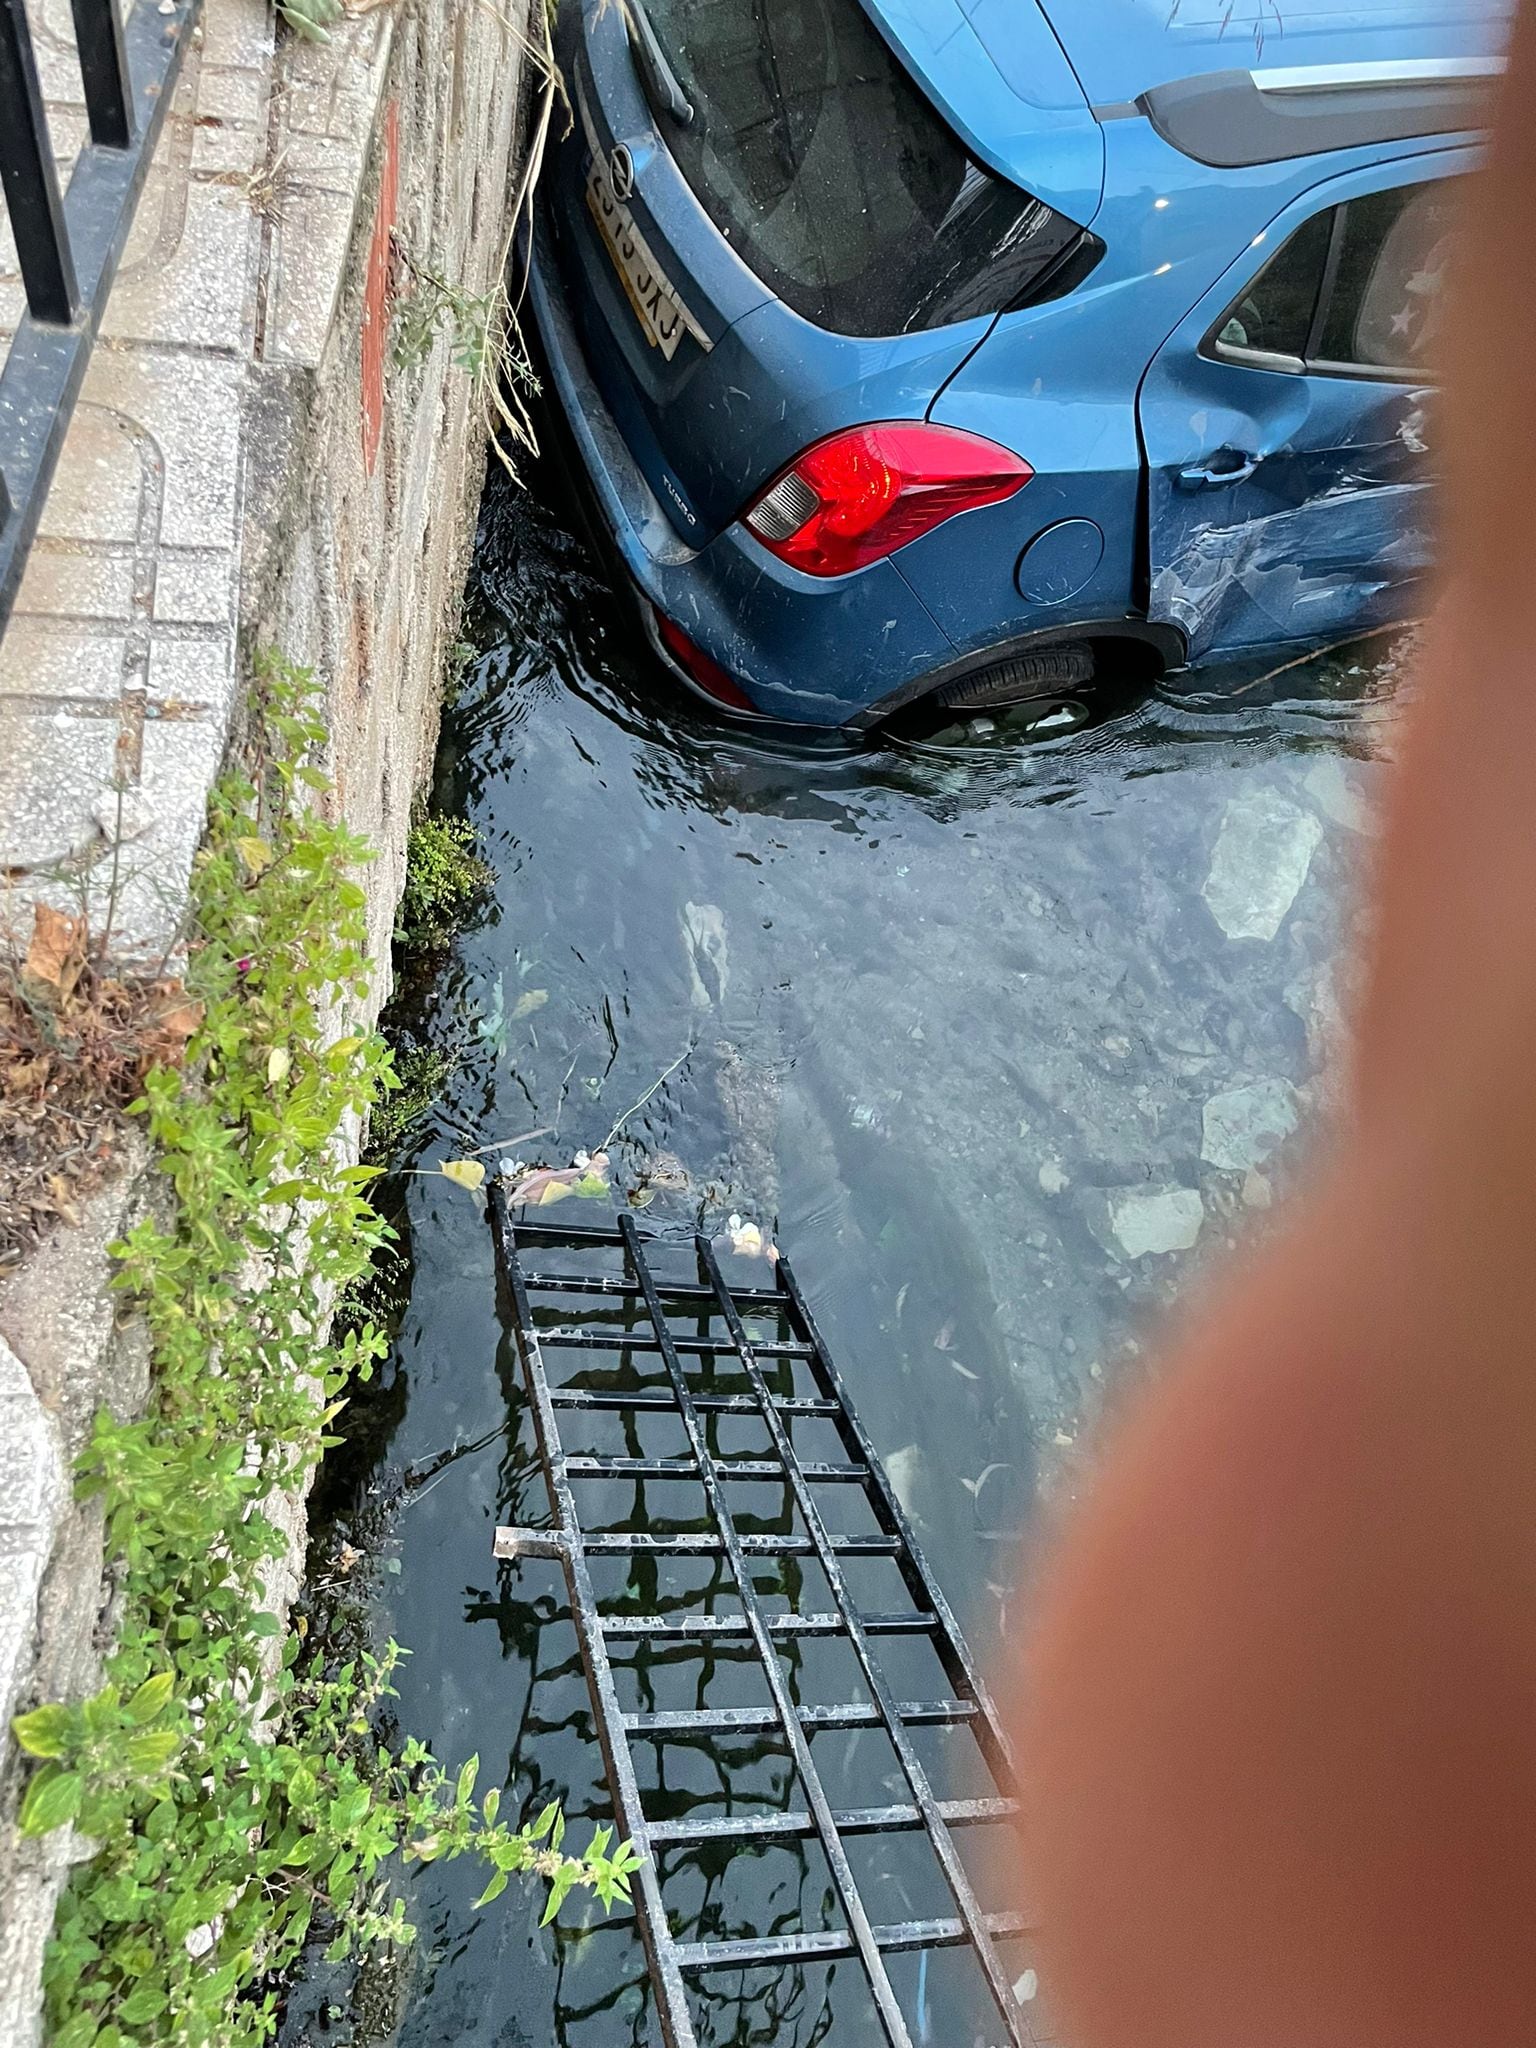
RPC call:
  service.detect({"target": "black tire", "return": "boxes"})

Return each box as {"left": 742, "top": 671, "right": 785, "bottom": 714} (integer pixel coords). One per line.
{"left": 934, "top": 642, "right": 1095, "bottom": 712}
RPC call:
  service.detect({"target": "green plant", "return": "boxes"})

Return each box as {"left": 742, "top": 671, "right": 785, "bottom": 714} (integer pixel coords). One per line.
{"left": 274, "top": 0, "right": 342, "bottom": 42}
{"left": 365, "top": 1039, "right": 455, "bottom": 1159}
{"left": 442, "top": 637, "right": 477, "bottom": 709}
{"left": 10, "top": 652, "right": 638, "bottom": 2048}
{"left": 392, "top": 256, "right": 499, "bottom": 378}
{"left": 394, "top": 814, "right": 492, "bottom": 954}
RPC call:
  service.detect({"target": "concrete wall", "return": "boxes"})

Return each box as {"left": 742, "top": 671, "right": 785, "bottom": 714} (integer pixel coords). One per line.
{"left": 0, "top": 0, "right": 533, "bottom": 2036}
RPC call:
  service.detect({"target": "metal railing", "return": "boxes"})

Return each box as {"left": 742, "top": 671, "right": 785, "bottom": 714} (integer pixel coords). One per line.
{"left": 0, "top": 0, "right": 202, "bottom": 632}
{"left": 491, "top": 1198, "right": 1042, "bottom": 2048}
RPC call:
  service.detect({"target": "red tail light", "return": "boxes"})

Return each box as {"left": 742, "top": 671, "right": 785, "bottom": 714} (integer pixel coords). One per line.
{"left": 743, "top": 422, "right": 1033, "bottom": 578}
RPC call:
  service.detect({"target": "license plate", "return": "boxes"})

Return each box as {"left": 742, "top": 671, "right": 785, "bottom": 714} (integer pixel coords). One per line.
{"left": 584, "top": 149, "right": 711, "bottom": 362}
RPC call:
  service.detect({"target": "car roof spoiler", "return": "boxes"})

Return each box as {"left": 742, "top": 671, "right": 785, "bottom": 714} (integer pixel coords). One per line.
{"left": 1116, "top": 57, "right": 1501, "bottom": 166}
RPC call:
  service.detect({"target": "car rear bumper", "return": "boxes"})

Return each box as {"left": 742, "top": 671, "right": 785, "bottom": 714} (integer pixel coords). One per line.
{"left": 526, "top": 219, "right": 959, "bottom": 728}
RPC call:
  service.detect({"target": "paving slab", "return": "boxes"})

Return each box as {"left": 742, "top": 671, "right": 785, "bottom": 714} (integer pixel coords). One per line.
{"left": 0, "top": 0, "right": 390, "bottom": 955}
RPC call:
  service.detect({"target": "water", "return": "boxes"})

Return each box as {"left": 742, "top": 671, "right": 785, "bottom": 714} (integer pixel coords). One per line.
{"left": 289, "top": 448, "right": 1398, "bottom": 2048}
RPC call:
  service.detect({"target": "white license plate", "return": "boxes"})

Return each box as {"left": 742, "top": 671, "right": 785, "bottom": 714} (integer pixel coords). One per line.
{"left": 585, "top": 152, "right": 710, "bottom": 362}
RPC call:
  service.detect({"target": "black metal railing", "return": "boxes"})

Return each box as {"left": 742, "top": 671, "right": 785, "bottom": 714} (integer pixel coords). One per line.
{"left": 491, "top": 1198, "right": 1044, "bottom": 2048}
{"left": 0, "top": 0, "right": 202, "bottom": 631}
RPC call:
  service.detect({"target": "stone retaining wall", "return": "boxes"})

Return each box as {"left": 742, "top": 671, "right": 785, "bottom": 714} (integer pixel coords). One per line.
{"left": 0, "top": 0, "right": 534, "bottom": 2034}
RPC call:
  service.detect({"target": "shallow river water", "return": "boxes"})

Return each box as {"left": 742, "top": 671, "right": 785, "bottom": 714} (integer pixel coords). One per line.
{"left": 288, "top": 449, "right": 1400, "bottom": 2048}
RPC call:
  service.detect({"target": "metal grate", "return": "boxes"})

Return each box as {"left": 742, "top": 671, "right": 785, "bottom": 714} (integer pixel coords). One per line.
{"left": 490, "top": 1194, "right": 1040, "bottom": 2048}
{"left": 0, "top": 0, "right": 203, "bottom": 632}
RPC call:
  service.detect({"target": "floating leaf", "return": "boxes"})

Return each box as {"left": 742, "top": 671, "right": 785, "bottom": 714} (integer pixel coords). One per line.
{"left": 440, "top": 1159, "right": 487, "bottom": 1192}
{"left": 511, "top": 989, "right": 548, "bottom": 1021}
{"left": 507, "top": 1152, "right": 611, "bottom": 1209}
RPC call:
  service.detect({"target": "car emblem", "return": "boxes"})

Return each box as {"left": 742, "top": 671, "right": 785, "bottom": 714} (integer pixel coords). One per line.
{"left": 608, "top": 144, "right": 635, "bottom": 203}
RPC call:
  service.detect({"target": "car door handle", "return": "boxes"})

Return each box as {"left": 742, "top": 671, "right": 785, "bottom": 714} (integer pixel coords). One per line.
{"left": 1177, "top": 450, "right": 1260, "bottom": 491}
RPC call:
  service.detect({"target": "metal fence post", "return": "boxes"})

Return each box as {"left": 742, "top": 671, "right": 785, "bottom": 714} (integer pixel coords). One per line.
{"left": 0, "top": 0, "right": 80, "bottom": 324}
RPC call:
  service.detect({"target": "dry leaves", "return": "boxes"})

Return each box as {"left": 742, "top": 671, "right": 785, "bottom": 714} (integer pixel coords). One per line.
{"left": 23, "top": 905, "right": 87, "bottom": 1003}
{"left": 2, "top": 906, "right": 203, "bottom": 1261}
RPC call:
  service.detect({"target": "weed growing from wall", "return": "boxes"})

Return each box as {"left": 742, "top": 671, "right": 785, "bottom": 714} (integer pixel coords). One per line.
{"left": 394, "top": 815, "right": 493, "bottom": 956}
{"left": 9, "top": 653, "right": 637, "bottom": 2048}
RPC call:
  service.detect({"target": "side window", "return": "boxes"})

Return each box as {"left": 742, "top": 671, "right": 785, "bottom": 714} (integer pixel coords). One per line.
{"left": 1316, "top": 182, "right": 1456, "bottom": 374}
{"left": 1207, "top": 177, "right": 1456, "bottom": 379}
{"left": 1212, "top": 208, "right": 1333, "bottom": 362}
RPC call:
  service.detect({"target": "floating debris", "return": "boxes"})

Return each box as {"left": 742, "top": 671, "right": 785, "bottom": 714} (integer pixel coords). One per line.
{"left": 504, "top": 1152, "right": 611, "bottom": 1208}
{"left": 721, "top": 1212, "right": 778, "bottom": 1262}
{"left": 439, "top": 1159, "right": 487, "bottom": 1192}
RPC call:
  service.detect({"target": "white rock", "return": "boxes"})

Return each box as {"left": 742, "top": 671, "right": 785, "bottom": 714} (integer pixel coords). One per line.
{"left": 1109, "top": 1187, "right": 1205, "bottom": 1258}
{"left": 1202, "top": 790, "right": 1323, "bottom": 941}
{"left": 1037, "top": 1160, "right": 1068, "bottom": 1195}
{"left": 1201, "top": 1078, "right": 1300, "bottom": 1172}
{"left": 884, "top": 1444, "right": 923, "bottom": 1521}
{"left": 1014, "top": 1969, "right": 1039, "bottom": 2003}
{"left": 681, "top": 901, "right": 729, "bottom": 1008}
{"left": 1303, "top": 756, "right": 1375, "bottom": 835}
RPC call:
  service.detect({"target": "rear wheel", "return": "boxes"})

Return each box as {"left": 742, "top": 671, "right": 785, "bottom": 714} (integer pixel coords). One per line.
{"left": 933, "top": 642, "right": 1095, "bottom": 735}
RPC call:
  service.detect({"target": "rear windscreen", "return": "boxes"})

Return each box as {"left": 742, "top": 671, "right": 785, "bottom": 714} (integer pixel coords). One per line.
{"left": 638, "top": 0, "right": 1087, "bottom": 337}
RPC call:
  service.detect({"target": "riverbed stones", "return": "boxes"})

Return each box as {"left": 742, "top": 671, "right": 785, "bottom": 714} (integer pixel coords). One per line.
{"left": 1105, "top": 1186, "right": 1206, "bottom": 1259}
{"left": 1303, "top": 755, "right": 1375, "bottom": 834}
{"left": 884, "top": 1443, "right": 924, "bottom": 1522}
{"left": 1200, "top": 1078, "right": 1301, "bottom": 1172}
{"left": 1202, "top": 789, "right": 1324, "bottom": 941}
{"left": 682, "top": 901, "right": 729, "bottom": 1007}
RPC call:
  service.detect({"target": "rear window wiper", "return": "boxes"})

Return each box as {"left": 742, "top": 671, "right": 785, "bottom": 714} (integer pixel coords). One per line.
{"left": 619, "top": 0, "right": 694, "bottom": 127}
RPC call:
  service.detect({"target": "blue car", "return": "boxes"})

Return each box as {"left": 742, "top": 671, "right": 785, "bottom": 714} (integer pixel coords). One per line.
{"left": 529, "top": 0, "right": 1504, "bottom": 729}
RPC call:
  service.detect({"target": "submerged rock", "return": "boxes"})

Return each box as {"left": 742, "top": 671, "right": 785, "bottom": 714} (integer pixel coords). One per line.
{"left": 1107, "top": 1186, "right": 1205, "bottom": 1258}
{"left": 682, "top": 900, "right": 729, "bottom": 1007}
{"left": 1200, "top": 1077, "right": 1300, "bottom": 1172}
{"left": 884, "top": 1442, "right": 924, "bottom": 1521}
{"left": 1202, "top": 789, "right": 1323, "bottom": 941}
{"left": 1303, "top": 755, "right": 1375, "bottom": 835}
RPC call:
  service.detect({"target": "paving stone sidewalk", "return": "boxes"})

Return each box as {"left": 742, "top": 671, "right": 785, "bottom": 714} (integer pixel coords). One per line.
{"left": 0, "top": 0, "right": 394, "bottom": 955}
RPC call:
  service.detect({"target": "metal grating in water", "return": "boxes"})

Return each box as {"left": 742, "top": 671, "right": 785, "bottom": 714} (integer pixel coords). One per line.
{"left": 490, "top": 1194, "right": 1039, "bottom": 2048}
